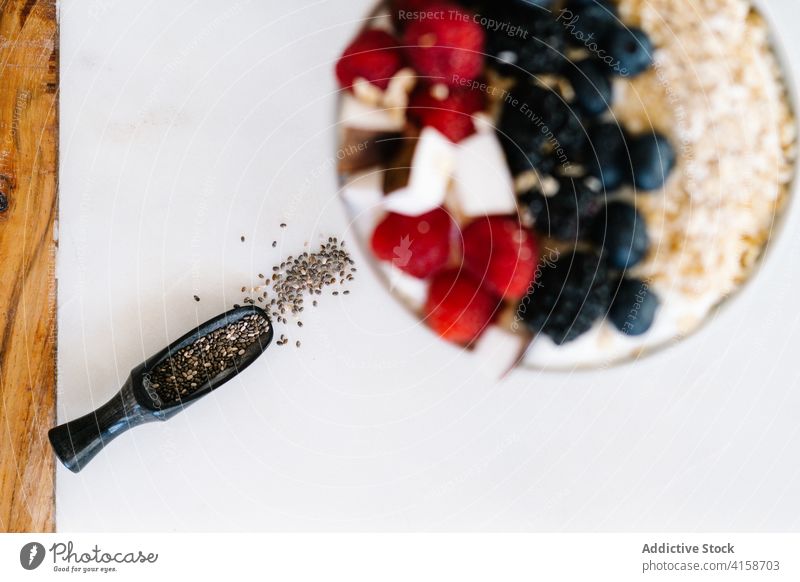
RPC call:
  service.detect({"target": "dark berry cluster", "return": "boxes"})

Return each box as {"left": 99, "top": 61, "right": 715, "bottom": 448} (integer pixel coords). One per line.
{"left": 520, "top": 250, "right": 612, "bottom": 345}
{"left": 473, "top": 0, "right": 675, "bottom": 343}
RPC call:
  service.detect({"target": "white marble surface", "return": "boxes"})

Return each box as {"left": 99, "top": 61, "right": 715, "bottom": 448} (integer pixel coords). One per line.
{"left": 57, "top": 0, "right": 800, "bottom": 531}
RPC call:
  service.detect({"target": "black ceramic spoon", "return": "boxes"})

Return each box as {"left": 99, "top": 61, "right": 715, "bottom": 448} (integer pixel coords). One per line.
{"left": 48, "top": 305, "right": 273, "bottom": 473}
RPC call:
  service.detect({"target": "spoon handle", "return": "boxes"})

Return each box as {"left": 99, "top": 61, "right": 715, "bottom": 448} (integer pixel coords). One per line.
{"left": 48, "top": 380, "right": 147, "bottom": 473}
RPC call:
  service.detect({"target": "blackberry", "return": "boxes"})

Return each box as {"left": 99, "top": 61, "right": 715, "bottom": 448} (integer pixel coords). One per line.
{"left": 498, "top": 81, "right": 588, "bottom": 175}
{"left": 498, "top": 97, "right": 549, "bottom": 175}
{"left": 486, "top": 6, "right": 565, "bottom": 76}
{"left": 498, "top": 137, "right": 536, "bottom": 173}
{"left": 520, "top": 250, "right": 612, "bottom": 344}
{"left": 486, "top": 1, "right": 566, "bottom": 79}
{"left": 523, "top": 176, "right": 603, "bottom": 241}
{"left": 453, "top": 0, "right": 485, "bottom": 9}
{"left": 536, "top": 89, "right": 587, "bottom": 161}
{"left": 609, "top": 277, "right": 660, "bottom": 336}
{"left": 465, "top": 0, "right": 554, "bottom": 13}
{"left": 498, "top": 85, "right": 553, "bottom": 171}
{"left": 500, "top": 136, "right": 570, "bottom": 177}
{"left": 509, "top": 148, "right": 563, "bottom": 177}
{"left": 531, "top": 151, "right": 564, "bottom": 177}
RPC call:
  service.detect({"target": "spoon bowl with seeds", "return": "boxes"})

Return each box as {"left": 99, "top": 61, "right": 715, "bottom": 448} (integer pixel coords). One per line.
{"left": 48, "top": 305, "right": 273, "bottom": 473}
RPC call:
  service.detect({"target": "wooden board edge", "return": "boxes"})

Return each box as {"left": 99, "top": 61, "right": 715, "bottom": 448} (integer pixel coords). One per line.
{"left": 0, "top": 0, "right": 59, "bottom": 533}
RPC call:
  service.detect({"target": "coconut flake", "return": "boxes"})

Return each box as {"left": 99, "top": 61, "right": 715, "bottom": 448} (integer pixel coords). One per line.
{"left": 383, "top": 127, "right": 456, "bottom": 215}
{"left": 452, "top": 131, "right": 517, "bottom": 217}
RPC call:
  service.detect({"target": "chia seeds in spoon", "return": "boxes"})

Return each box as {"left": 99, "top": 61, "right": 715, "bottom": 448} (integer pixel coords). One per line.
{"left": 145, "top": 314, "right": 271, "bottom": 406}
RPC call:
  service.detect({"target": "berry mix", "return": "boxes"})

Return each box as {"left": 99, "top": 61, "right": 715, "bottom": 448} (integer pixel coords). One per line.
{"left": 336, "top": 0, "right": 677, "bottom": 348}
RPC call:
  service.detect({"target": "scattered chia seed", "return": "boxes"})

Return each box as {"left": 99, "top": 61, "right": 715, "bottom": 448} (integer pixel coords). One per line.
{"left": 193, "top": 295, "right": 200, "bottom": 302}
{"left": 272, "top": 241, "right": 277, "bottom": 248}
{"left": 296, "top": 341, "right": 301, "bottom": 348}
{"left": 239, "top": 237, "right": 355, "bottom": 345}
{"left": 241, "top": 235, "right": 245, "bottom": 242}
{"left": 280, "top": 223, "right": 287, "bottom": 228}
{"left": 144, "top": 314, "right": 271, "bottom": 406}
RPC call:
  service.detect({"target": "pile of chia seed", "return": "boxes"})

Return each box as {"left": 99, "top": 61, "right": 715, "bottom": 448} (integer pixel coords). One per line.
{"left": 145, "top": 313, "right": 271, "bottom": 405}
{"left": 241, "top": 236, "right": 356, "bottom": 347}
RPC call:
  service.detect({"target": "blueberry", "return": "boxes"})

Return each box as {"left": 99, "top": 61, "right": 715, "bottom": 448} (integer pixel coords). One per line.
{"left": 586, "top": 122, "right": 628, "bottom": 191}
{"left": 560, "top": 2, "right": 618, "bottom": 47}
{"left": 591, "top": 201, "right": 649, "bottom": 270}
{"left": 567, "top": 59, "right": 613, "bottom": 117}
{"left": 605, "top": 25, "right": 653, "bottom": 77}
{"left": 629, "top": 132, "right": 675, "bottom": 191}
{"left": 609, "top": 277, "right": 660, "bottom": 336}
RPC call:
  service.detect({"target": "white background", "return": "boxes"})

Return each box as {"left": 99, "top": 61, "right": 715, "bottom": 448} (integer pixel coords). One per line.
{"left": 57, "top": 0, "right": 800, "bottom": 531}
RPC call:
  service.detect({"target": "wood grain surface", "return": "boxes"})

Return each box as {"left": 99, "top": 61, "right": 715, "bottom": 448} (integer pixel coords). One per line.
{"left": 0, "top": 0, "right": 58, "bottom": 533}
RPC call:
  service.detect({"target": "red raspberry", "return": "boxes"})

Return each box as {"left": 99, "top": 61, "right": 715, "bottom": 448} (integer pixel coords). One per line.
{"left": 336, "top": 29, "right": 404, "bottom": 92}
{"left": 370, "top": 207, "right": 453, "bottom": 279}
{"left": 462, "top": 216, "right": 539, "bottom": 301}
{"left": 403, "top": 6, "right": 485, "bottom": 84}
{"left": 424, "top": 268, "right": 498, "bottom": 345}
{"left": 407, "top": 85, "right": 486, "bottom": 142}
